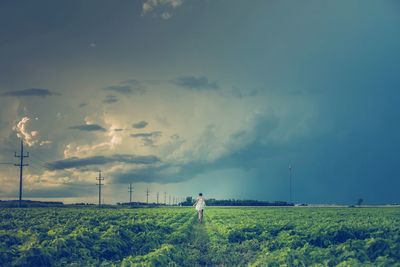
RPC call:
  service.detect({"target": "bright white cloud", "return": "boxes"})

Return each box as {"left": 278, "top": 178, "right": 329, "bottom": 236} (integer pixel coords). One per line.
{"left": 13, "top": 116, "right": 52, "bottom": 147}
{"left": 39, "top": 140, "right": 52, "bottom": 146}
{"left": 13, "top": 117, "right": 39, "bottom": 146}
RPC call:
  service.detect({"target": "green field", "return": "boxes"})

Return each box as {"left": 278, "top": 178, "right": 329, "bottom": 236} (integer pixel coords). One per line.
{"left": 1, "top": 207, "right": 399, "bottom": 266}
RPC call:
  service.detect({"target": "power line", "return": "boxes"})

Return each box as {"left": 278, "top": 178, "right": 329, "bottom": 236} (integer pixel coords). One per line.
{"left": 14, "top": 140, "right": 29, "bottom": 207}
{"left": 96, "top": 171, "right": 104, "bottom": 207}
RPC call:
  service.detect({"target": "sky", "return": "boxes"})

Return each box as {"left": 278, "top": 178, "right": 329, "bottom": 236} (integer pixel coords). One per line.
{"left": 0, "top": 0, "right": 399, "bottom": 205}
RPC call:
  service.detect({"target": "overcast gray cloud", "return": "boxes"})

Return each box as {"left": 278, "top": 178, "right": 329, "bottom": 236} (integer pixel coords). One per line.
{"left": 45, "top": 154, "right": 160, "bottom": 170}
{"left": 130, "top": 131, "right": 162, "bottom": 138}
{"left": 132, "top": 120, "right": 148, "bottom": 129}
{"left": 0, "top": 185, "right": 97, "bottom": 198}
{"left": 224, "top": 87, "right": 258, "bottom": 98}
{"left": 0, "top": 1, "right": 399, "bottom": 204}
{"left": 103, "top": 85, "right": 133, "bottom": 94}
{"left": 2, "top": 88, "right": 59, "bottom": 98}
{"left": 142, "top": 0, "right": 184, "bottom": 19}
{"left": 103, "top": 95, "right": 119, "bottom": 104}
{"left": 113, "top": 164, "right": 179, "bottom": 184}
{"left": 112, "top": 160, "right": 208, "bottom": 184}
{"left": 113, "top": 115, "right": 282, "bottom": 184}
{"left": 131, "top": 131, "right": 162, "bottom": 146}
{"left": 103, "top": 80, "right": 145, "bottom": 95}
{"left": 69, "top": 124, "right": 107, "bottom": 132}
{"left": 175, "top": 75, "right": 218, "bottom": 90}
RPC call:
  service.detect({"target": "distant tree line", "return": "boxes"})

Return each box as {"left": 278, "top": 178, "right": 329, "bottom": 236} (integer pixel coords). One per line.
{"left": 0, "top": 200, "right": 64, "bottom": 207}
{"left": 117, "top": 202, "right": 167, "bottom": 206}
{"left": 180, "top": 197, "right": 294, "bottom": 207}
{"left": 0, "top": 198, "right": 294, "bottom": 208}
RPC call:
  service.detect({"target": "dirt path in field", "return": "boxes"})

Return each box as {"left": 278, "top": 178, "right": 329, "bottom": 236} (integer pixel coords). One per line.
{"left": 184, "top": 215, "right": 211, "bottom": 266}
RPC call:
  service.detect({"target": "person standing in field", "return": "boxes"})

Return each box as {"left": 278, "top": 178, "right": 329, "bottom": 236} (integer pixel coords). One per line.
{"left": 193, "top": 193, "right": 206, "bottom": 223}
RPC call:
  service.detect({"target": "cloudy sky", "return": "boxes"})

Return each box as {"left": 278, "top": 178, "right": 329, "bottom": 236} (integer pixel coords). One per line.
{"left": 0, "top": 0, "right": 399, "bottom": 204}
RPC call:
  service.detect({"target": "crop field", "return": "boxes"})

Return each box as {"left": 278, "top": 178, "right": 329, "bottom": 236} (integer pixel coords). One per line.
{"left": 0, "top": 207, "right": 399, "bottom": 266}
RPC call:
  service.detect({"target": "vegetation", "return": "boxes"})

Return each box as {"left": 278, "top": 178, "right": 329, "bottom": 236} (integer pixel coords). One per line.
{"left": 204, "top": 207, "right": 400, "bottom": 266}
{"left": 0, "top": 207, "right": 399, "bottom": 266}
{"left": 0, "top": 200, "right": 64, "bottom": 208}
{"left": 180, "top": 197, "right": 293, "bottom": 206}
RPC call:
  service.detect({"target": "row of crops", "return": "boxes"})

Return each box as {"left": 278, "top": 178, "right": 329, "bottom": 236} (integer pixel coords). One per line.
{"left": 0, "top": 208, "right": 195, "bottom": 266}
{"left": 1, "top": 207, "right": 399, "bottom": 266}
{"left": 204, "top": 207, "right": 400, "bottom": 266}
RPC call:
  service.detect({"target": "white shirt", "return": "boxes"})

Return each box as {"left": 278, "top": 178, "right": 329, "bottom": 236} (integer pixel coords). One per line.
{"left": 195, "top": 196, "right": 206, "bottom": 211}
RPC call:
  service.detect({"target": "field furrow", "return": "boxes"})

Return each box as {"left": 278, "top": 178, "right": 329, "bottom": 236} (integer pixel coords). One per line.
{"left": 1, "top": 207, "right": 399, "bottom": 266}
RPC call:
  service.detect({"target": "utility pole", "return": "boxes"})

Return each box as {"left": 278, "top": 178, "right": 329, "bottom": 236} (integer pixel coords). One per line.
{"left": 156, "top": 192, "right": 159, "bottom": 204}
{"left": 96, "top": 171, "right": 104, "bottom": 207}
{"left": 289, "top": 164, "right": 293, "bottom": 203}
{"left": 146, "top": 188, "right": 150, "bottom": 204}
{"left": 164, "top": 192, "right": 167, "bottom": 205}
{"left": 169, "top": 195, "right": 171, "bottom": 205}
{"left": 15, "top": 139, "right": 29, "bottom": 207}
{"left": 128, "top": 183, "right": 134, "bottom": 205}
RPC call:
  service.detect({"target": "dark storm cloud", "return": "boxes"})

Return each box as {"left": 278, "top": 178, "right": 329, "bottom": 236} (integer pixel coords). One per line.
{"left": 45, "top": 154, "right": 160, "bottom": 170}
{"left": 28, "top": 186, "right": 96, "bottom": 198}
{"left": 113, "top": 128, "right": 124, "bottom": 132}
{"left": 103, "top": 79, "right": 145, "bottom": 95}
{"left": 225, "top": 87, "right": 258, "bottom": 98}
{"left": 131, "top": 131, "right": 161, "bottom": 145}
{"left": 113, "top": 164, "right": 178, "bottom": 184}
{"left": 1, "top": 185, "right": 97, "bottom": 198}
{"left": 1, "top": 88, "right": 59, "bottom": 98}
{"left": 114, "top": 115, "right": 282, "bottom": 184}
{"left": 114, "top": 96, "right": 400, "bottom": 203}
{"left": 103, "top": 95, "right": 118, "bottom": 104}
{"left": 104, "top": 85, "right": 133, "bottom": 94}
{"left": 130, "top": 131, "right": 161, "bottom": 138}
{"left": 79, "top": 103, "right": 88, "bottom": 108}
{"left": 112, "top": 162, "right": 206, "bottom": 184}
{"left": 69, "top": 124, "right": 106, "bottom": 132}
{"left": 122, "top": 79, "right": 142, "bottom": 86}
{"left": 0, "top": 0, "right": 398, "bottom": 205}
{"left": 175, "top": 75, "right": 219, "bottom": 90}
{"left": 132, "top": 120, "right": 148, "bottom": 129}
{"left": 131, "top": 131, "right": 162, "bottom": 146}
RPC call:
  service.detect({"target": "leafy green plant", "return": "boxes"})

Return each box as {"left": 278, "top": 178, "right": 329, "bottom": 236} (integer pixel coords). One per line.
{"left": 0, "top": 207, "right": 399, "bottom": 266}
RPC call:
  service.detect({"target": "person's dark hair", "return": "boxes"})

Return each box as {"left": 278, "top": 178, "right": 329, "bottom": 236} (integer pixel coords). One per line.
{"left": 199, "top": 193, "right": 203, "bottom": 196}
